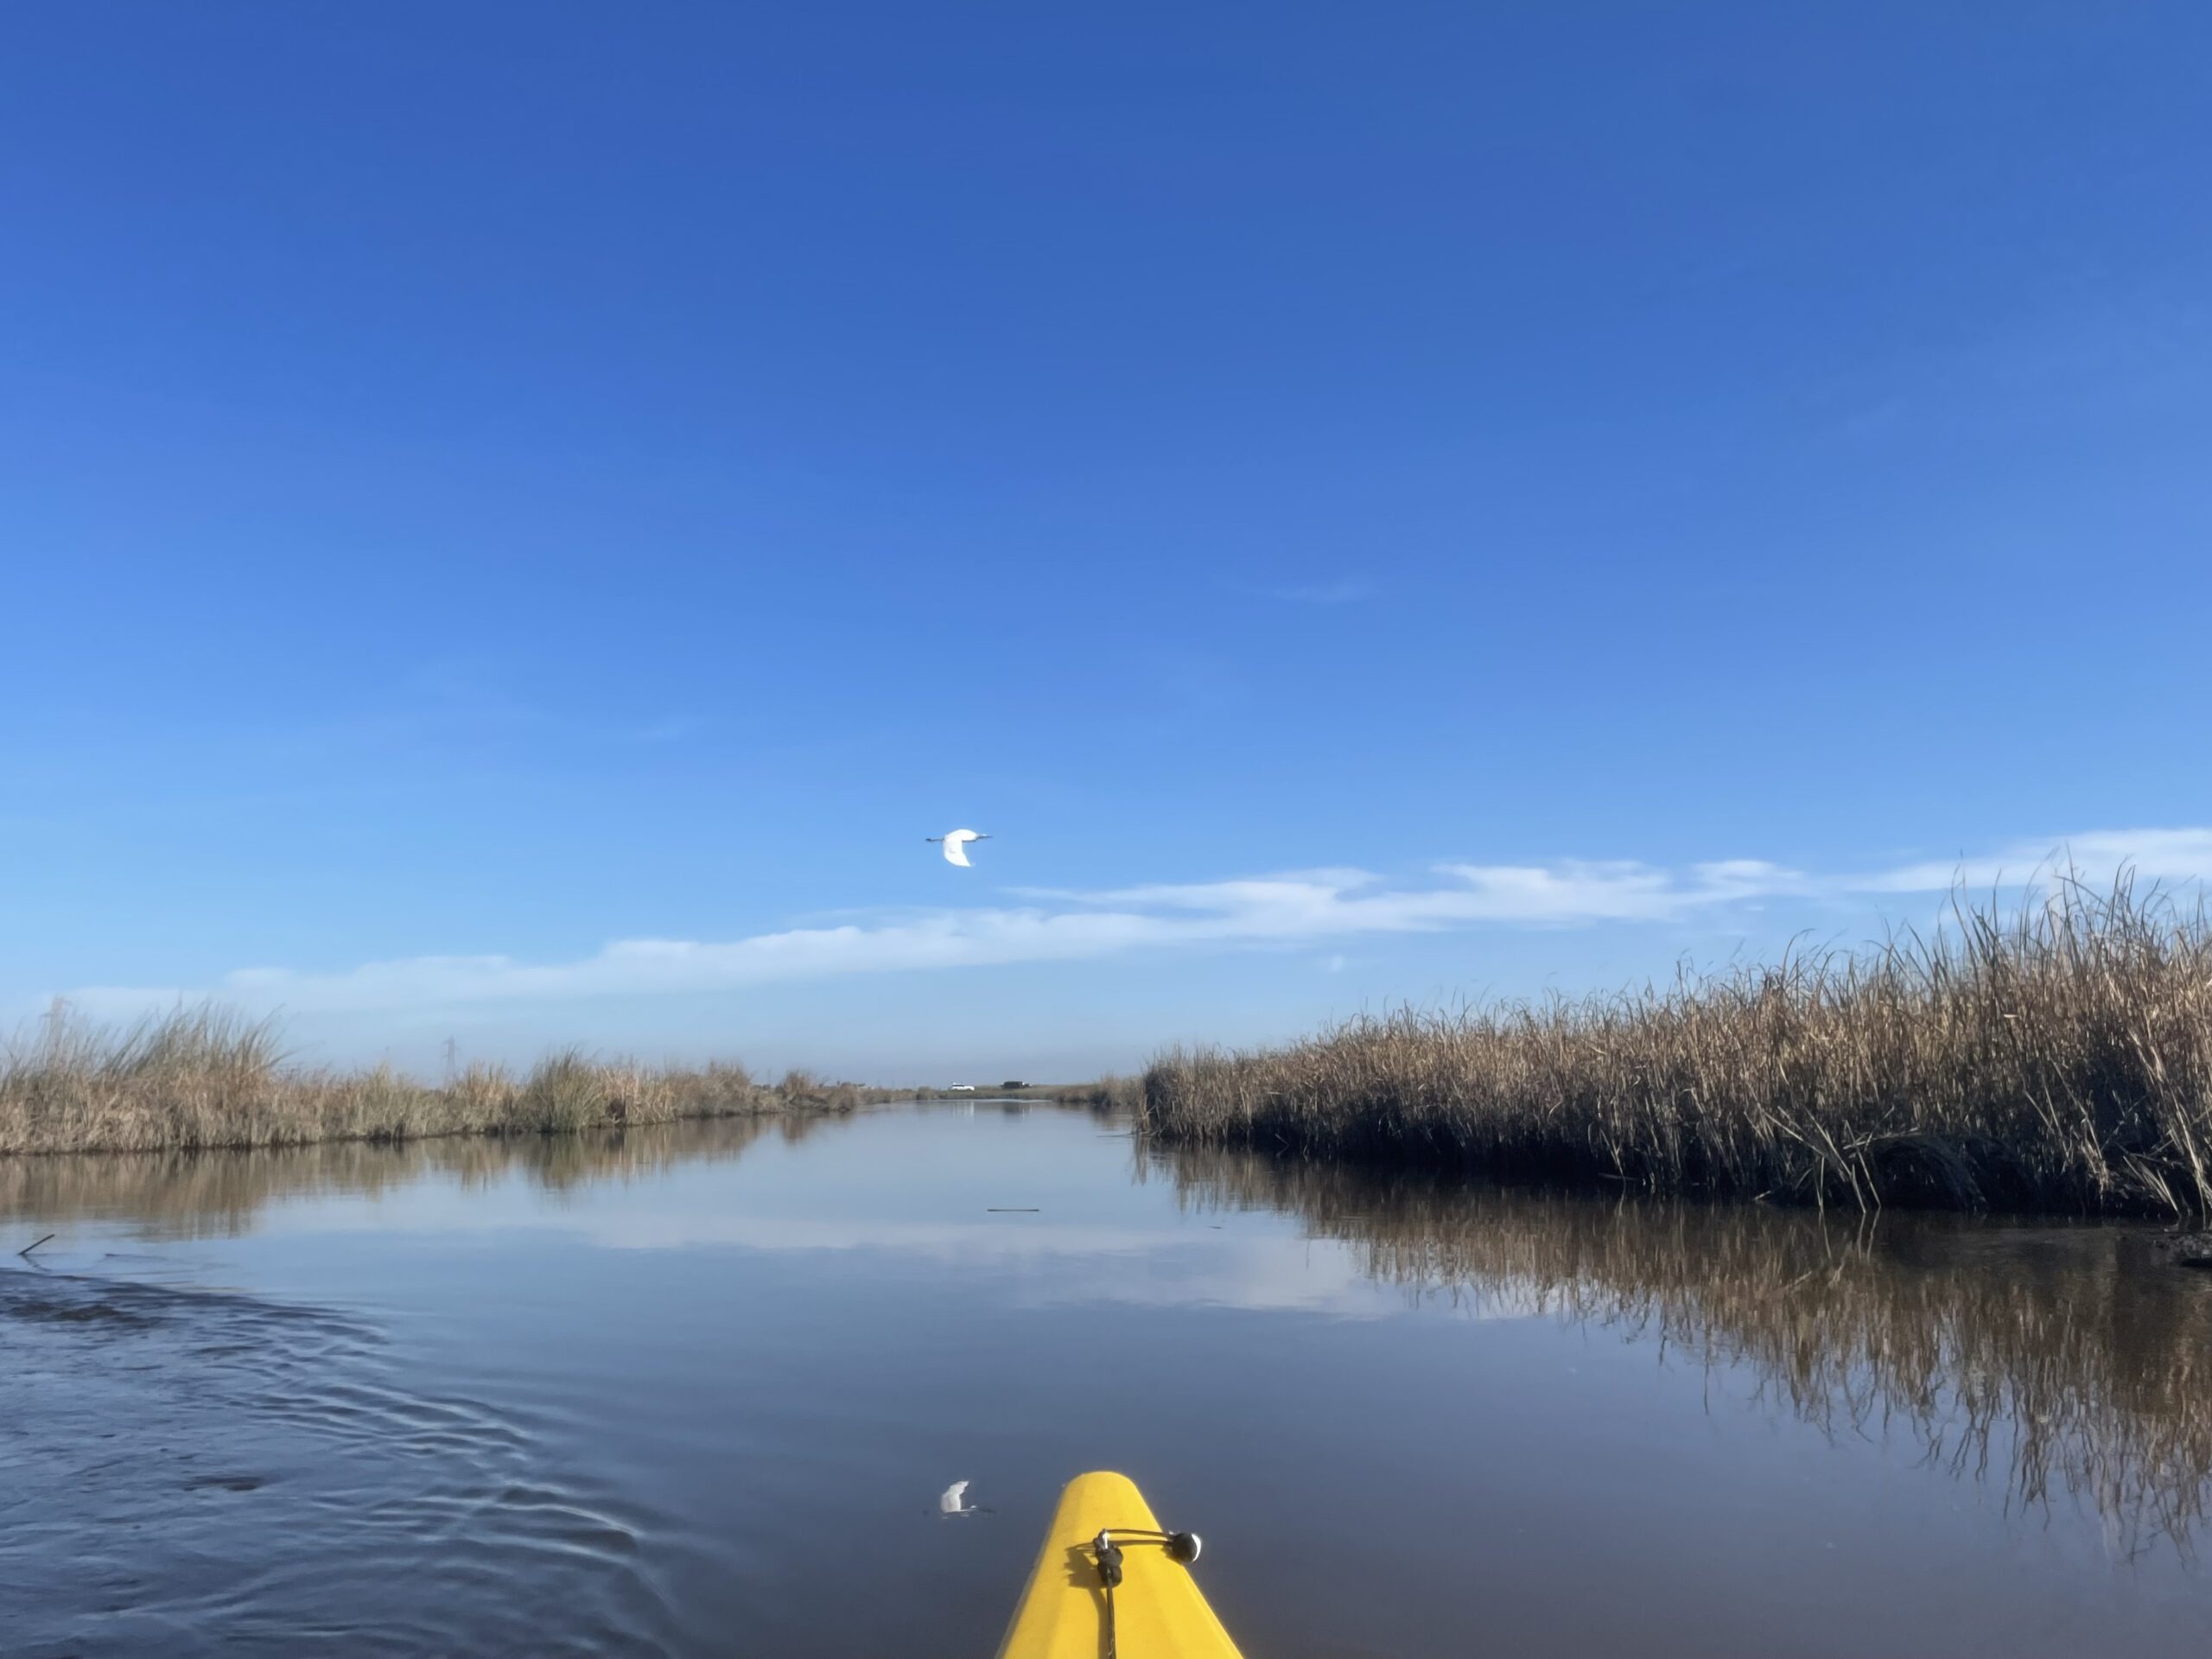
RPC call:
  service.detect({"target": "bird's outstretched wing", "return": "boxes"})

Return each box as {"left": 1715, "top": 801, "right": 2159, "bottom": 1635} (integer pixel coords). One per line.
{"left": 942, "top": 830, "right": 979, "bottom": 867}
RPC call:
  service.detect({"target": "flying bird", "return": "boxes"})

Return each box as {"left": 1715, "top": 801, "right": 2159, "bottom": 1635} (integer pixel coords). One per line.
{"left": 937, "top": 1479, "right": 991, "bottom": 1517}
{"left": 926, "top": 829, "right": 990, "bottom": 868}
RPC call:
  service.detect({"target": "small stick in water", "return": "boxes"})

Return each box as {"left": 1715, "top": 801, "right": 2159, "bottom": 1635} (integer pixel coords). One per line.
{"left": 17, "top": 1233, "right": 55, "bottom": 1257}
{"left": 985, "top": 1207, "right": 1040, "bottom": 1213}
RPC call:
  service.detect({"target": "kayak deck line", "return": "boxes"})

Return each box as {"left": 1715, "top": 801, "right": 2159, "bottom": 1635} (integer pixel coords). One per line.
{"left": 995, "top": 1471, "right": 1245, "bottom": 1659}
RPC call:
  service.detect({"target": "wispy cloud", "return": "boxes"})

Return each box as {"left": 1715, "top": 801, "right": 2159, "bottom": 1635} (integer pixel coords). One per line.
{"left": 1845, "top": 827, "right": 2212, "bottom": 893}
{"left": 55, "top": 829, "right": 2212, "bottom": 1020}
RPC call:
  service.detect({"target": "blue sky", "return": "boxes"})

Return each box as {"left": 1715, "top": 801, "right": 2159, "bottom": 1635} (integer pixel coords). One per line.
{"left": 4, "top": 4, "right": 2209, "bottom": 1079}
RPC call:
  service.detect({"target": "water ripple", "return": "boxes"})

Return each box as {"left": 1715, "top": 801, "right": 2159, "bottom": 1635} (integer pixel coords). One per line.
{"left": 1, "top": 1268, "right": 679, "bottom": 1657}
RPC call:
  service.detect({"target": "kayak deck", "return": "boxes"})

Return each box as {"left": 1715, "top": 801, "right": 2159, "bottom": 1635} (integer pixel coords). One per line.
{"left": 995, "top": 1471, "right": 1244, "bottom": 1659}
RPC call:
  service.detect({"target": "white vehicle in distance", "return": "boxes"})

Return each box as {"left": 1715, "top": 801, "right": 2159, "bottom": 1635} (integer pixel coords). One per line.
{"left": 945, "top": 1083, "right": 977, "bottom": 1093}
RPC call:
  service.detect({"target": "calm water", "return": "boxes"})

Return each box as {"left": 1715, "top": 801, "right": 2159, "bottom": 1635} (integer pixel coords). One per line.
{"left": 4, "top": 1103, "right": 2210, "bottom": 1656}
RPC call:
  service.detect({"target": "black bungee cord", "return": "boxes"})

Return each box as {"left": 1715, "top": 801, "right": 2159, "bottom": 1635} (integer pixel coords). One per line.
{"left": 1090, "top": 1525, "right": 1203, "bottom": 1659}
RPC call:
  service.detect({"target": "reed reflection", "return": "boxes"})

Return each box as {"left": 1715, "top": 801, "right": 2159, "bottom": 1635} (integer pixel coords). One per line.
{"left": 0, "top": 1112, "right": 834, "bottom": 1238}
{"left": 1151, "top": 1145, "right": 2212, "bottom": 1556}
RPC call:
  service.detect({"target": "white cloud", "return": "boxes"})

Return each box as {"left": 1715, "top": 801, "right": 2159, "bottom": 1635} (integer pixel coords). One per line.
{"left": 1846, "top": 827, "right": 2212, "bottom": 893}
{"left": 54, "top": 829, "right": 2212, "bottom": 1020}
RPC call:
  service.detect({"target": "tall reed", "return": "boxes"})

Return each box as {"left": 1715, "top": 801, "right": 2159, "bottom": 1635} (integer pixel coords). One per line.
{"left": 1140, "top": 879, "right": 2212, "bottom": 1215}
{"left": 0, "top": 1007, "right": 887, "bottom": 1156}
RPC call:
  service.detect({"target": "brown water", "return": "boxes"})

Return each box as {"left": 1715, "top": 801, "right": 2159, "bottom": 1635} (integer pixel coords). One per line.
{"left": 3, "top": 1103, "right": 2209, "bottom": 1656}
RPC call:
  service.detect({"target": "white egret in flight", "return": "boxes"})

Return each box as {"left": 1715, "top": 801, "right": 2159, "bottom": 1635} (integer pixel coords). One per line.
{"left": 937, "top": 1479, "right": 991, "bottom": 1517}
{"left": 926, "top": 829, "right": 989, "bottom": 867}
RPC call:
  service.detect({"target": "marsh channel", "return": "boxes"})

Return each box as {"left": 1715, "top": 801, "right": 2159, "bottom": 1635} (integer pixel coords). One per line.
{"left": 6, "top": 1100, "right": 2210, "bottom": 1656}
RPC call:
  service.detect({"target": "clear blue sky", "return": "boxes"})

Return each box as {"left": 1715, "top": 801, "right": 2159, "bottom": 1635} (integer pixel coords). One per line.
{"left": 5, "top": 4, "right": 2209, "bottom": 1078}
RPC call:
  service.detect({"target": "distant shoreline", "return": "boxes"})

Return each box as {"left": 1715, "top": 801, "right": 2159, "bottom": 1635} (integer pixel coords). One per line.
{"left": 21, "top": 878, "right": 2210, "bottom": 1217}
{"left": 0, "top": 1009, "right": 897, "bottom": 1159}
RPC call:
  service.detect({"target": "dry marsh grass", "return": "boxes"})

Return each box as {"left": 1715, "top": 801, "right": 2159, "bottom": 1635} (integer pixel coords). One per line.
{"left": 1047, "top": 1077, "right": 1143, "bottom": 1114}
{"left": 1141, "top": 880, "right": 2212, "bottom": 1216}
{"left": 0, "top": 1007, "right": 885, "bottom": 1157}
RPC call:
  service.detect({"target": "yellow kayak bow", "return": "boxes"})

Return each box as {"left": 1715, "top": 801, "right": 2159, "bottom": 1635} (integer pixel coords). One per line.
{"left": 995, "top": 1471, "right": 1245, "bottom": 1659}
